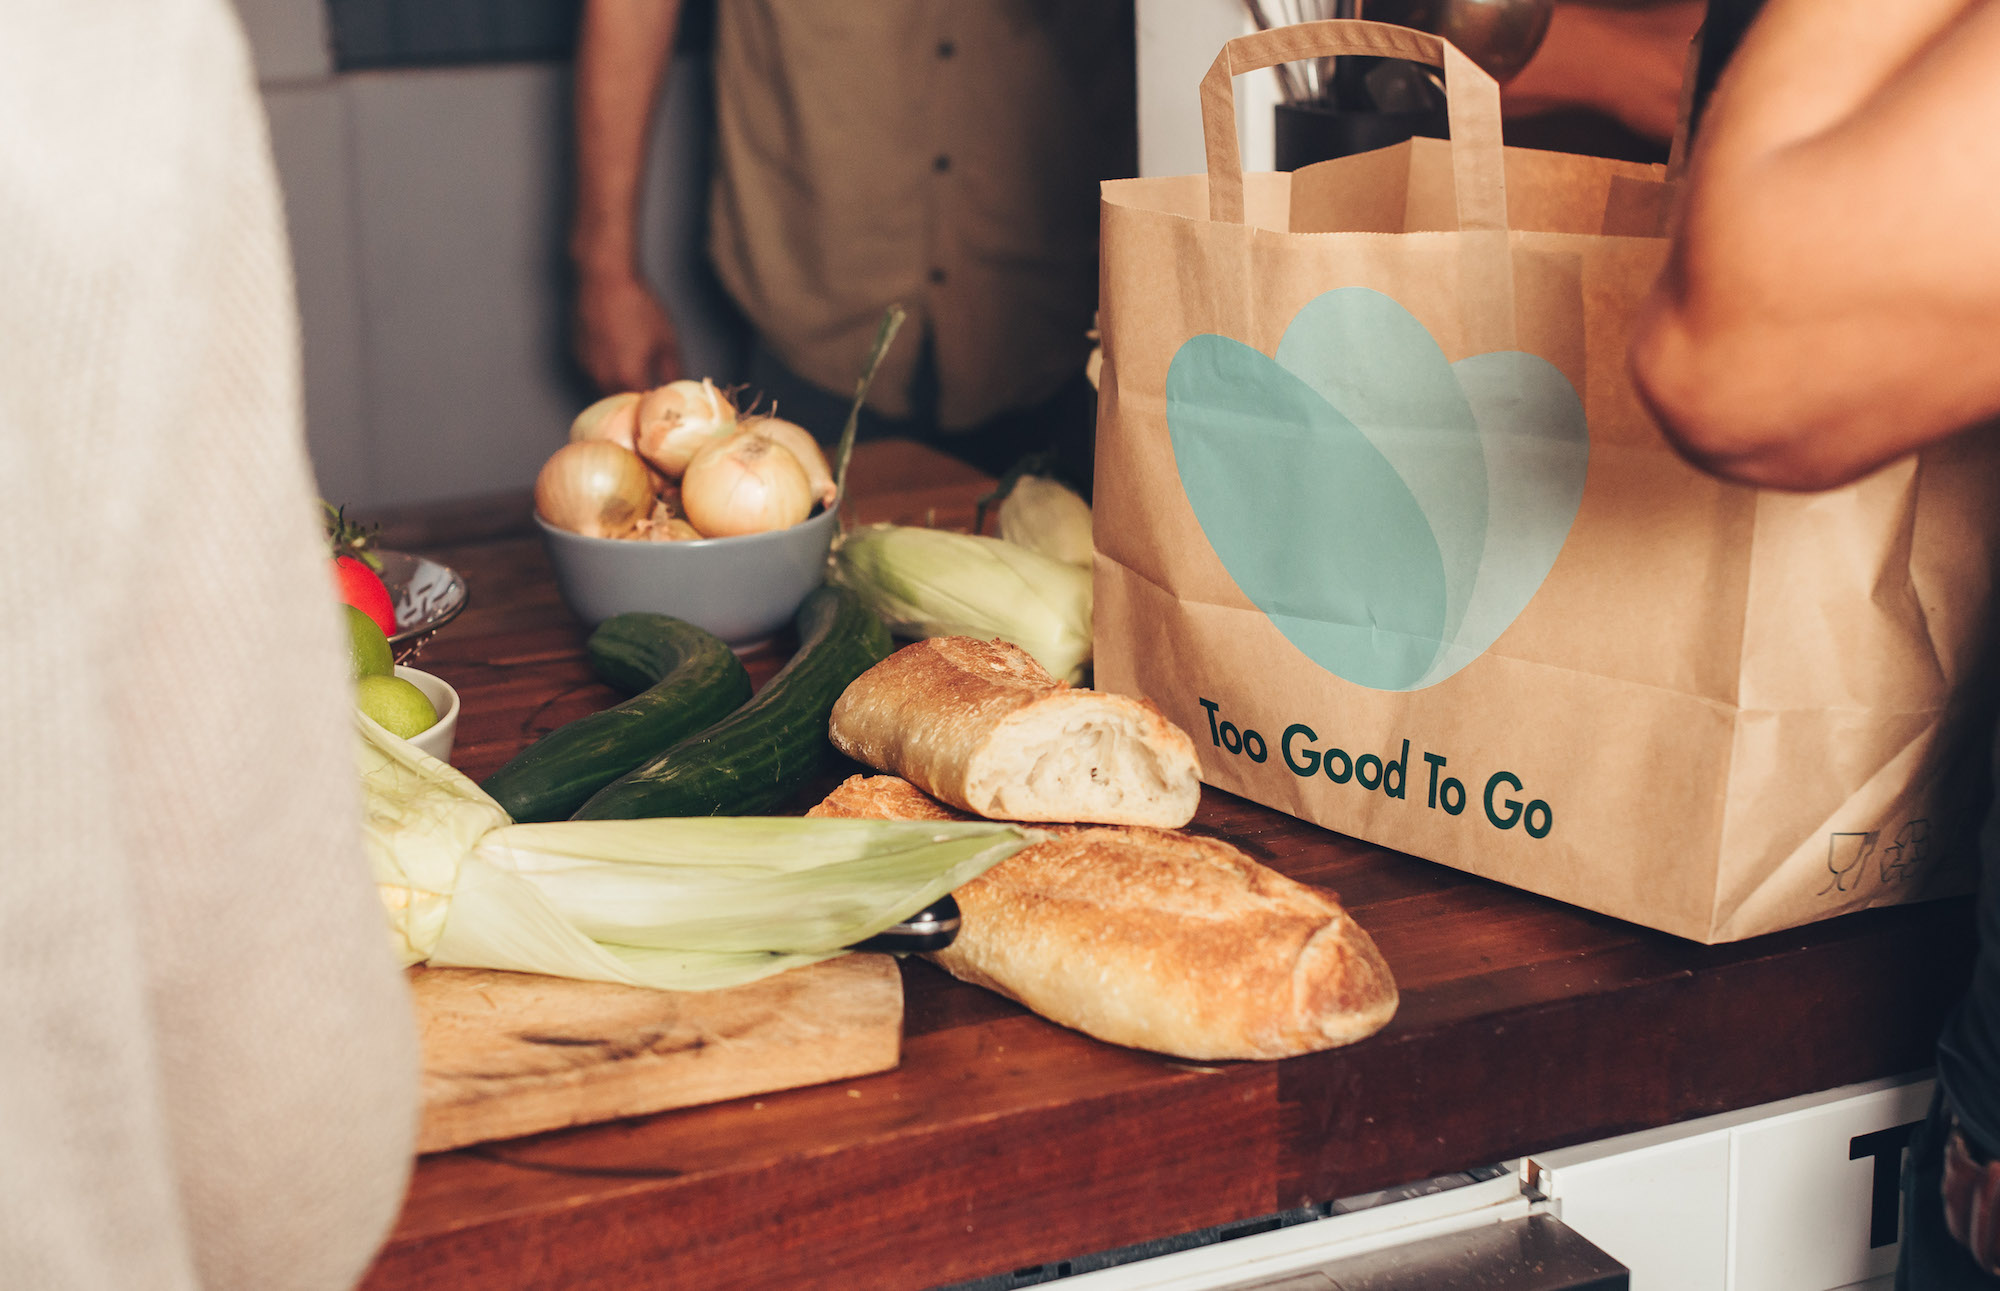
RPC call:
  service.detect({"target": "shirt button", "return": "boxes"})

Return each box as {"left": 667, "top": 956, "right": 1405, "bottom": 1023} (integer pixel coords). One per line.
{"left": 933, "top": 154, "right": 951, "bottom": 173}
{"left": 937, "top": 40, "right": 955, "bottom": 59}
{"left": 929, "top": 267, "right": 947, "bottom": 285}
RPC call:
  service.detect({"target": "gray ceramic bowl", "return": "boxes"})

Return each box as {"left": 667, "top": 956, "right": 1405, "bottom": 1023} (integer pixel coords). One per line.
{"left": 537, "top": 503, "right": 841, "bottom": 647}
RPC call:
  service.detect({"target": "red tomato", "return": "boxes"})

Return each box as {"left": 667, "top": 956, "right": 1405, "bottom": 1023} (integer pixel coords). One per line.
{"left": 336, "top": 555, "right": 397, "bottom": 638}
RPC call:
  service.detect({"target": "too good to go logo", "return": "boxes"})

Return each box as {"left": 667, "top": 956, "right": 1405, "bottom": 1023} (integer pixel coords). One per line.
{"left": 1167, "top": 288, "right": 1589, "bottom": 692}
{"left": 1197, "top": 697, "right": 1553, "bottom": 840}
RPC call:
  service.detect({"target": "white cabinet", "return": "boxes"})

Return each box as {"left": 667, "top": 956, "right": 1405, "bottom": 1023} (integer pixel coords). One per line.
{"left": 1531, "top": 1074, "right": 1932, "bottom": 1291}
{"left": 942, "top": 1074, "right": 1930, "bottom": 1291}
{"left": 1534, "top": 1130, "right": 1731, "bottom": 1289}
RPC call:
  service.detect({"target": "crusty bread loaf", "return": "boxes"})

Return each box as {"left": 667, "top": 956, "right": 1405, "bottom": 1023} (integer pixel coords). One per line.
{"left": 808, "top": 773, "right": 972, "bottom": 825}
{"left": 808, "top": 775, "right": 1399, "bottom": 1061}
{"left": 828, "top": 637, "right": 1201, "bottom": 828}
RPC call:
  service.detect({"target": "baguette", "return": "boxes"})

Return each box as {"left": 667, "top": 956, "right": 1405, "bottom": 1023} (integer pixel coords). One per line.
{"left": 808, "top": 775, "right": 1398, "bottom": 1061}
{"left": 828, "top": 637, "right": 1201, "bottom": 827}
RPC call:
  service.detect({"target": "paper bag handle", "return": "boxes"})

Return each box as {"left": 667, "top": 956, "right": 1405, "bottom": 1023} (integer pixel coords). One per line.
{"left": 1199, "top": 19, "right": 1508, "bottom": 231}
{"left": 1665, "top": 25, "right": 1702, "bottom": 183}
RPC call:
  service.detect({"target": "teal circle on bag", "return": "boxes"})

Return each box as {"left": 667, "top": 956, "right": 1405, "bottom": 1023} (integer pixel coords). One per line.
{"left": 1166, "top": 288, "right": 1589, "bottom": 692}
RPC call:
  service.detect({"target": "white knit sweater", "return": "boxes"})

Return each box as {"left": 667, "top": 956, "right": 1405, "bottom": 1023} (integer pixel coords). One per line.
{"left": 0, "top": 3, "right": 420, "bottom": 1288}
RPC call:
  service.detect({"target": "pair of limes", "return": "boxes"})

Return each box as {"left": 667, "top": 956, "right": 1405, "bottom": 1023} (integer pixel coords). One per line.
{"left": 346, "top": 604, "right": 438, "bottom": 738}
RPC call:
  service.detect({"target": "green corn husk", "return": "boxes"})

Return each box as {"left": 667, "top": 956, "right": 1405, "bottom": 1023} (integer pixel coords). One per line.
{"left": 360, "top": 716, "right": 1033, "bottom": 991}
{"left": 827, "top": 522, "right": 1093, "bottom": 684}
{"left": 997, "top": 475, "right": 1093, "bottom": 569}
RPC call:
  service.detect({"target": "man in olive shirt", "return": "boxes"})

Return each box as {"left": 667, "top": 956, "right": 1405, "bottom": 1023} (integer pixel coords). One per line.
{"left": 570, "top": 0, "right": 1135, "bottom": 483}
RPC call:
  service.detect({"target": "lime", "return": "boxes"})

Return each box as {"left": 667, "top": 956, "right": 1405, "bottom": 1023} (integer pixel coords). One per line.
{"left": 357, "top": 675, "right": 438, "bottom": 738}
{"left": 346, "top": 603, "right": 395, "bottom": 679}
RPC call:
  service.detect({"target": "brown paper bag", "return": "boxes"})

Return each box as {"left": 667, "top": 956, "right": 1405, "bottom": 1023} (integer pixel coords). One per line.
{"left": 1093, "top": 20, "right": 2000, "bottom": 942}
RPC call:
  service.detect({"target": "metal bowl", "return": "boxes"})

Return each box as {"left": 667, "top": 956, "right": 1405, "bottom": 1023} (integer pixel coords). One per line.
{"left": 377, "top": 549, "right": 469, "bottom": 662}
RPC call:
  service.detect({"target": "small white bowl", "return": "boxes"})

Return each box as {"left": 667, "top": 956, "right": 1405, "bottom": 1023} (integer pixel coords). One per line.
{"left": 395, "top": 665, "right": 460, "bottom": 764}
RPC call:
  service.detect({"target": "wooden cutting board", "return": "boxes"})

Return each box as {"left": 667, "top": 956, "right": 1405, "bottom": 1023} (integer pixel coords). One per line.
{"left": 411, "top": 954, "right": 903, "bottom": 1154}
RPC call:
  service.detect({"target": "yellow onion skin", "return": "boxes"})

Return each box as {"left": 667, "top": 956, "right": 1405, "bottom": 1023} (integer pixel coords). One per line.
{"left": 568, "top": 391, "right": 642, "bottom": 450}
{"left": 648, "top": 518, "right": 704, "bottom": 542}
{"left": 535, "top": 440, "right": 655, "bottom": 539}
{"left": 739, "top": 415, "right": 836, "bottom": 507}
{"left": 569, "top": 392, "right": 673, "bottom": 492}
{"left": 636, "top": 378, "right": 737, "bottom": 479}
{"left": 634, "top": 494, "right": 704, "bottom": 541}
{"left": 680, "top": 428, "right": 814, "bottom": 537}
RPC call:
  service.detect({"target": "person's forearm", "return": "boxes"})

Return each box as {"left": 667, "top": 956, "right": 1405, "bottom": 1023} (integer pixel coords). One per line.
{"left": 571, "top": 0, "right": 683, "bottom": 282}
{"left": 1632, "top": 0, "right": 2000, "bottom": 490}
{"left": 1688, "top": 0, "right": 1972, "bottom": 173}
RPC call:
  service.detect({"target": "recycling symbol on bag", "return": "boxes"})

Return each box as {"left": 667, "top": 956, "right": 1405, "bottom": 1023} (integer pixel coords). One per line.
{"left": 1166, "top": 287, "right": 1591, "bottom": 692}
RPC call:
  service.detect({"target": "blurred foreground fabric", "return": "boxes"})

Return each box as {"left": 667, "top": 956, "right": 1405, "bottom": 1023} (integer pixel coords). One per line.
{"left": 0, "top": 2, "right": 419, "bottom": 1287}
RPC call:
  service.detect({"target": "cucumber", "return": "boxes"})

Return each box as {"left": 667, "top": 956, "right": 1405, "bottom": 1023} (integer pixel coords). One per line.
{"left": 480, "top": 614, "right": 753, "bottom": 822}
{"left": 572, "top": 585, "right": 892, "bottom": 819}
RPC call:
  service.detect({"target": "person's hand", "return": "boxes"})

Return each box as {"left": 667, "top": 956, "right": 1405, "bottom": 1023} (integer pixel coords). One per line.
{"left": 1504, "top": 1, "right": 1705, "bottom": 143}
{"left": 574, "top": 268, "right": 680, "bottom": 393}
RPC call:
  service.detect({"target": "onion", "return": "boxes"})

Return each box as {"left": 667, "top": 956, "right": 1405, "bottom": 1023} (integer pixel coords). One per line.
{"left": 569, "top": 392, "right": 674, "bottom": 493}
{"left": 635, "top": 378, "right": 737, "bottom": 479}
{"left": 568, "top": 391, "right": 642, "bottom": 451}
{"left": 649, "top": 518, "right": 705, "bottom": 542}
{"left": 740, "top": 415, "right": 837, "bottom": 508}
{"left": 680, "top": 427, "right": 814, "bottom": 537}
{"left": 634, "top": 494, "right": 704, "bottom": 542}
{"left": 535, "top": 440, "right": 655, "bottom": 538}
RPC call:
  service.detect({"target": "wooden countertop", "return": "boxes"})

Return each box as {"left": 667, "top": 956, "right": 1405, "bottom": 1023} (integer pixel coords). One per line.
{"left": 357, "top": 441, "right": 1977, "bottom": 1291}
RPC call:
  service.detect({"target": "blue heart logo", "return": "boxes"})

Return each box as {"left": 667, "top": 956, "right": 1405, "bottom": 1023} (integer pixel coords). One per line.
{"left": 1166, "top": 288, "right": 1588, "bottom": 692}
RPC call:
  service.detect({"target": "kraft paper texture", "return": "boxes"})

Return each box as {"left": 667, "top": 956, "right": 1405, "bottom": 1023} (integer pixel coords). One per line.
{"left": 1093, "top": 21, "right": 2000, "bottom": 942}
